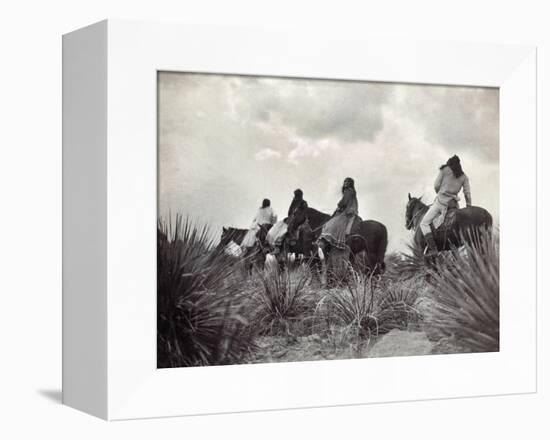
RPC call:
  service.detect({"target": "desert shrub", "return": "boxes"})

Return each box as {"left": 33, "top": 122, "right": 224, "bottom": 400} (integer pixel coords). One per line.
{"left": 376, "top": 277, "right": 424, "bottom": 334}
{"left": 422, "top": 230, "right": 499, "bottom": 353}
{"left": 157, "top": 215, "right": 256, "bottom": 368}
{"left": 251, "top": 265, "right": 313, "bottom": 336}
{"left": 318, "top": 269, "right": 379, "bottom": 337}
{"left": 315, "top": 266, "right": 425, "bottom": 346}
{"left": 385, "top": 244, "right": 434, "bottom": 281}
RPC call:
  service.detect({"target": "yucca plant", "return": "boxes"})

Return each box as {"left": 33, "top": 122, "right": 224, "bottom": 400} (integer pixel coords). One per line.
{"left": 424, "top": 230, "right": 499, "bottom": 353}
{"left": 316, "top": 265, "right": 426, "bottom": 343}
{"left": 385, "top": 243, "right": 435, "bottom": 281}
{"left": 316, "top": 267, "right": 379, "bottom": 339}
{"left": 251, "top": 265, "right": 312, "bottom": 336}
{"left": 375, "top": 277, "right": 424, "bottom": 334}
{"left": 157, "top": 215, "right": 256, "bottom": 368}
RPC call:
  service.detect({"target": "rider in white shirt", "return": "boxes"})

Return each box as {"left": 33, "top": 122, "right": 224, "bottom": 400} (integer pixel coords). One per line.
{"left": 241, "top": 199, "right": 277, "bottom": 248}
{"left": 420, "top": 155, "right": 472, "bottom": 255}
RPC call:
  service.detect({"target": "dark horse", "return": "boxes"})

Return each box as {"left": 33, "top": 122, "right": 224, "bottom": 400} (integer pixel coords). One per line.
{"left": 218, "top": 225, "right": 273, "bottom": 272}
{"left": 286, "top": 207, "right": 329, "bottom": 253}
{"left": 274, "top": 207, "right": 330, "bottom": 272}
{"left": 219, "top": 226, "right": 247, "bottom": 250}
{"left": 288, "top": 207, "right": 388, "bottom": 275}
{"left": 405, "top": 193, "right": 493, "bottom": 251}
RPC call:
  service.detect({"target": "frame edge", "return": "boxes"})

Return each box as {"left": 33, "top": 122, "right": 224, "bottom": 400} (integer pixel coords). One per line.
{"left": 62, "top": 20, "right": 109, "bottom": 420}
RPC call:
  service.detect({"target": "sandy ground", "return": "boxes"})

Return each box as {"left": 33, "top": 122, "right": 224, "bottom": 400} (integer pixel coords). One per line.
{"left": 246, "top": 329, "right": 436, "bottom": 364}
{"left": 367, "top": 330, "right": 433, "bottom": 358}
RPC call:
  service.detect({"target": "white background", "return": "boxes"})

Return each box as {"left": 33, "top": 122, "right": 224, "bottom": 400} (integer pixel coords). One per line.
{"left": 0, "top": 0, "right": 547, "bottom": 438}
{"left": 104, "top": 21, "right": 535, "bottom": 419}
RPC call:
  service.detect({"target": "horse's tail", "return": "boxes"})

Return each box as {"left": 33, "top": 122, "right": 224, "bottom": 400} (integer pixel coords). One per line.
{"left": 376, "top": 224, "right": 388, "bottom": 274}
{"left": 473, "top": 207, "right": 493, "bottom": 236}
{"left": 482, "top": 209, "right": 494, "bottom": 241}
{"left": 457, "top": 206, "right": 494, "bottom": 247}
{"left": 485, "top": 209, "right": 493, "bottom": 229}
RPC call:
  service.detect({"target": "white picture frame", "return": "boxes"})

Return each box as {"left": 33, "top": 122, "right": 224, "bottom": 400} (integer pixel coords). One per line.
{"left": 62, "top": 19, "right": 537, "bottom": 420}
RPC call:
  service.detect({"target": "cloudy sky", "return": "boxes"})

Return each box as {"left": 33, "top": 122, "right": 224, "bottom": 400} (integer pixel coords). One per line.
{"left": 158, "top": 72, "right": 499, "bottom": 253}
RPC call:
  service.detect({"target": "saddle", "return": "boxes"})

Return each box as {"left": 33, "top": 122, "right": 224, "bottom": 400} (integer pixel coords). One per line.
{"left": 347, "top": 215, "right": 363, "bottom": 237}
{"left": 430, "top": 200, "right": 458, "bottom": 235}
{"left": 256, "top": 223, "right": 274, "bottom": 245}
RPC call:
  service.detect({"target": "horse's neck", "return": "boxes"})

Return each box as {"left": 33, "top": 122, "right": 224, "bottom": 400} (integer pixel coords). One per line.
{"left": 231, "top": 229, "right": 247, "bottom": 245}
{"left": 413, "top": 203, "right": 429, "bottom": 229}
{"left": 307, "top": 208, "right": 330, "bottom": 229}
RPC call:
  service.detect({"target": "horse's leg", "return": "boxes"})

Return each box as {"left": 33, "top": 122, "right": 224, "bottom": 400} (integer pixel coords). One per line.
{"left": 322, "top": 240, "right": 338, "bottom": 286}
{"left": 241, "top": 248, "right": 252, "bottom": 276}
{"left": 327, "top": 246, "right": 348, "bottom": 286}
{"left": 249, "top": 247, "right": 262, "bottom": 275}
{"left": 276, "top": 241, "right": 287, "bottom": 271}
{"left": 348, "top": 236, "right": 368, "bottom": 275}
{"left": 259, "top": 248, "right": 268, "bottom": 272}
{"left": 348, "top": 250, "right": 356, "bottom": 273}
{"left": 308, "top": 247, "right": 323, "bottom": 286}
{"left": 342, "top": 246, "right": 353, "bottom": 281}
{"left": 307, "top": 253, "right": 317, "bottom": 283}
{"left": 365, "top": 238, "right": 384, "bottom": 276}
{"left": 317, "top": 240, "right": 329, "bottom": 288}
{"left": 248, "top": 250, "right": 254, "bottom": 276}
{"left": 413, "top": 228, "right": 427, "bottom": 255}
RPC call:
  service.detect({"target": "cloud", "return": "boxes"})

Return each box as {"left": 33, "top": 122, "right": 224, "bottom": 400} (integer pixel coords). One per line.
{"left": 231, "top": 77, "right": 392, "bottom": 144}
{"left": 158, "top": 72, "right": 499, "bottom": 253}
{"left": 255, "top": 148, "right": 281, "bottom": 161}
{"left": 398, "top": 85, "right": 499, "bottom": 161}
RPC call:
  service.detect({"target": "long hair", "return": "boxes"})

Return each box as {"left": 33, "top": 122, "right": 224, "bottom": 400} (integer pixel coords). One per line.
{"left": 440, "top": 155, "right": 464, "bottom": 178}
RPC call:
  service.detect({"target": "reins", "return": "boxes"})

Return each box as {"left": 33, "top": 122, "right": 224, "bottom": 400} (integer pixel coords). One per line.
{"left": 407, "top": 202, "right": 429, "bottom": 231}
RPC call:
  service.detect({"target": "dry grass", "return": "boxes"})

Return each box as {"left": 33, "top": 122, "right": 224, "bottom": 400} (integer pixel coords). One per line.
{"left": 385, "top": 244, "right": 431, "bottom": 280}
{"left": 314, "top": 267, "right": 423, "bottom": 344}
{"left": 376, "top": 277, "right": 424, "bottom": 334}
{"left": 250, "top": 265, "right": 314, "bottom": 336}
{"left": 316, "top": 269, "right": 378, "bottom": 337}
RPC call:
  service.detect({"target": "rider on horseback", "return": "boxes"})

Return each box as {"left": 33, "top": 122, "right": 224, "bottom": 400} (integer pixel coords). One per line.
{"left": 241, "top": 198, "right": 277, "bottom": 249}
{"left": 267, "top": 189, "right": 308, "bottom": 254}
{"left": 287, "top": 188, "right": 308, "bottom": 218}
{"left": 286, "top": 189, "right": 309, "bottom": 244}
{"left": 420, "top": 155, "right": 472, "bottom": 255}
{"left": 318, "top": 177, "right": 360, "bottom": 250}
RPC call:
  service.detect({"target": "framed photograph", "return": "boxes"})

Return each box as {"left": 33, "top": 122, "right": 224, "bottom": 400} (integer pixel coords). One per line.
{"left": 62, "top": 20, "right": 537, "bottom": 420}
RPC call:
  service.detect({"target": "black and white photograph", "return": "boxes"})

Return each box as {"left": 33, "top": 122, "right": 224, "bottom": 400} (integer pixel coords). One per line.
{"left": 4, "top": 0, "right": 547, "bottom": 433}
{"left": 157, "top": 71, "right": 499, "bottom": 368}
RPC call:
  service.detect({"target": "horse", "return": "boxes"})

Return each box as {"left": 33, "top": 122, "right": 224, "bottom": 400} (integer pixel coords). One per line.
{"left": 405, "top": 193, "right": 493, "bottom": 251}
{"left": 272, "top": 207, "right": 328, "bottom": 273}
{"left": 288, "top": 207, "right": 388, "bottom": 277}
{"left": 219, "top": 227, "right": 247, "bottom": 250}
{"left": 219, "top": 225, "right": 273, "bottom": 273}
{"left": 346, "top": 220, "right": 388, "bottom": 274}
{"left": 286, "top": 207, "right": 330, "bottom": 251}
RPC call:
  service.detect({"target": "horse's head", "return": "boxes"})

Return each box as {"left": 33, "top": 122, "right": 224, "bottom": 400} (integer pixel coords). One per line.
{"left": 220, "top": 226, "right": 236, "bottom": 247}
{"left": 405, "top": 193, "right": 423, "bottom": 230}
{"left": 256, "top": 223, "right": 273, "bottom": 246}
